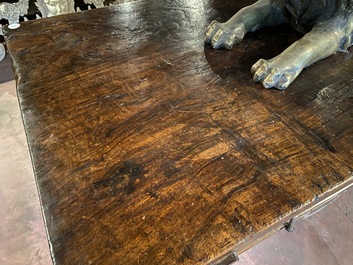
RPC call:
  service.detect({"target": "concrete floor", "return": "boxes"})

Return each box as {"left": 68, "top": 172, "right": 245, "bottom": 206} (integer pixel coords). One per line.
{"left": 1, "top": 51, "right": 353, "bottom": 265}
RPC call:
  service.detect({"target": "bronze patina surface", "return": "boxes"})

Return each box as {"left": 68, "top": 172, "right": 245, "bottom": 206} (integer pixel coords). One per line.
{"left": 205, "top": 0, "right": 353, "bottom": 89}
{"left": 4, "top": 0, "right": 353, "bottom": 264}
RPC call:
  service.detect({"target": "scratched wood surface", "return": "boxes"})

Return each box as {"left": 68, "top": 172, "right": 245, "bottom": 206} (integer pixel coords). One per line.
{"left": 4, "top": 0, "right": 353, "bottom": 264}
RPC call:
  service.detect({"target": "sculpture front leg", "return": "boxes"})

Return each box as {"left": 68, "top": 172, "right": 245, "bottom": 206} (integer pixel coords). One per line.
{"left": 251, "top": 20, "right": 347, "bottom": 90}
{"left": 205, "top": 0, "right": 284, "bottom": 50}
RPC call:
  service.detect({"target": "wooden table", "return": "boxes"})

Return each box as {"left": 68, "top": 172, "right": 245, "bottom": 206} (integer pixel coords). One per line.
{"left": 4, "top": 0, "right": 353, "bottom": 264}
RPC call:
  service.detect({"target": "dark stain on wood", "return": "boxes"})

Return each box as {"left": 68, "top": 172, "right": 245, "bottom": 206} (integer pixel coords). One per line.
{"left": 93, "top": 161, "right": 146, "bottom": 197}
{"left": 4, "top": 0, "right": 353, "bottom": 264}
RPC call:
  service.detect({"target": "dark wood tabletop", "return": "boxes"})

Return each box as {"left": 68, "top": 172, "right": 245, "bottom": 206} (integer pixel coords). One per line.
{"left": 4, "top": 0, "right": 353, "bottom": 264}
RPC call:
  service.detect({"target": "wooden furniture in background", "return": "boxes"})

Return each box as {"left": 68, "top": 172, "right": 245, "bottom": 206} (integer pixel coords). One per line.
{"left": 4, "top": 0, "right": 353, "bottom": 264}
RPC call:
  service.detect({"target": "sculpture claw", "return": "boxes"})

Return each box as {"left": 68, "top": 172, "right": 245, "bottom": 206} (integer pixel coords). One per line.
{"left": 205, "top": 20, "right": 245, "bottom": 50}
{"left": 251, "top": 59, "right": 297, "bottom": 90}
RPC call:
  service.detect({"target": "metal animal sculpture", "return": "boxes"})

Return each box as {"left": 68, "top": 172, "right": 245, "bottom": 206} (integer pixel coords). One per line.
{"left": 205, "top": 0, "right": 353, "bottom": 90}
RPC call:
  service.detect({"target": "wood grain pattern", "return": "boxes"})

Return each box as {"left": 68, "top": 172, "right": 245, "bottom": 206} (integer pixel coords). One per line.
{"left": 4, "top": 0, "right": 353, "bottom": 264}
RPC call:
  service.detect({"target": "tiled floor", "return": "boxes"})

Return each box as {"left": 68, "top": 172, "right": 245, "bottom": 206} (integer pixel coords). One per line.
{"left": 0, "top": 79, "right": 51, "bottom": 265}
{"left": 1, "top": 52, "right": 353, "bottom": 265}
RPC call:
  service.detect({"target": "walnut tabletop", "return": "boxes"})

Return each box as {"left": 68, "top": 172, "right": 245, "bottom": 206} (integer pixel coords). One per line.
{"left": 4, "top": 0, "right": 353, "bottom": 264}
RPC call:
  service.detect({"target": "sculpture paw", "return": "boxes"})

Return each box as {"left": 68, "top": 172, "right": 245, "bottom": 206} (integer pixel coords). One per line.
{"left": 205, "top": 20, "right": 245, "bottom": 50}
{"left": 251, "top": 59, "right": 297, "bottom": 90}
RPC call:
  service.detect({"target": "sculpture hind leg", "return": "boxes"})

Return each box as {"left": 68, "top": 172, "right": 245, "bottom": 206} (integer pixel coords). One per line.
{"left": 204, "top": 0, "right": 287, "bottom": 50}
{"left": 251, "top": 16, "right": 353, "bottom": 90}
